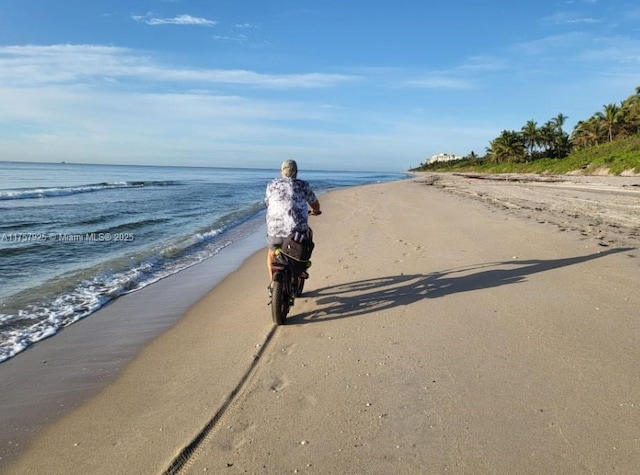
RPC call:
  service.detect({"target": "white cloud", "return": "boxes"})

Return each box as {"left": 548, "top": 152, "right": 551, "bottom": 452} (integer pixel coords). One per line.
{"left": 0, "top": 45, "right": 359, "bottom": 89}
{"left": 578, "top": 36, "right": 640, "bottom": 64}
{"left": 513, "top": 32, "right": 586, "bottom": 56}
{"left": 212, "top": 34, "right": 249, "bottom": 44}
{"left": 405, "top": 75, "right": 475, "bottom": 90}
{"left": 542, "top": 12, "right": 599, "bottom": 25}
{"left": 460, "top": 55, "right": 508, "bottom": 72}
{"left": 401, "top": 56, "right": 505, "bottom": 90}
{"left": 132, "top": 14, "right": 217, "bottom": 27}
{"left": 0, "top": 44, "right": 384, "bottom": 169}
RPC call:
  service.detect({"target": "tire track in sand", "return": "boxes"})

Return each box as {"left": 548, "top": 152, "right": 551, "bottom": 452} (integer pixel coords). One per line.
{"left": 162, "top": 325, "right": 279, "bottom": 475}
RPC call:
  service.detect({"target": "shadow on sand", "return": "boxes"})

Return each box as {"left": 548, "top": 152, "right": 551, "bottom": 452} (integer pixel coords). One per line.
{"left": 286, "top": 247, "right": 635, "bottom": 324}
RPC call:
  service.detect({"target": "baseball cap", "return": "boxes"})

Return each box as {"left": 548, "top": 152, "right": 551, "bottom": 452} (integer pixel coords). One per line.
{"left": 281, "top": 159, "right": 298, "bottom": 178}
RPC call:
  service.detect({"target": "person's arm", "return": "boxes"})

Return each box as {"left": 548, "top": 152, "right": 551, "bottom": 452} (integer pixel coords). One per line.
{"left": 265, "top": 182, "right": 271, "bottom": 208}
{"left": 309, "top": 199, "right": 321, "bottom": 215}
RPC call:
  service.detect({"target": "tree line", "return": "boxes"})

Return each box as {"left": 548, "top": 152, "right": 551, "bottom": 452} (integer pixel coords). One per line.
{"left": 424, "top": 86, "right": 640, "bottom": 167}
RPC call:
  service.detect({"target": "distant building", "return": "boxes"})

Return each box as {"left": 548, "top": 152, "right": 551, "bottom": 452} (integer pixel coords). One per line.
{"left": 426, "top": 153, "right": 463, "bottom": 164}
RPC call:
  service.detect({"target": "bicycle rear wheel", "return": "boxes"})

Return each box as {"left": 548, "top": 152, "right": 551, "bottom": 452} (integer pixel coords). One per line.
{"left": 271, "top": 279, "right": 289, "bottom": 325}
{"left": 294, "top": 276, "right": 305, "bottom": 297}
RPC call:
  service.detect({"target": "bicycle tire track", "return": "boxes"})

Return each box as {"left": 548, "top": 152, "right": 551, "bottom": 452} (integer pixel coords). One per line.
{"left": 163, "top": 324, "right": 279, "bottom": 475}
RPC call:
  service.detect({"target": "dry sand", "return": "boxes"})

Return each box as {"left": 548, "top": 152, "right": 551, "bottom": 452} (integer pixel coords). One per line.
{"left": 4, "top": 173, "right": 640, "bottom": 474}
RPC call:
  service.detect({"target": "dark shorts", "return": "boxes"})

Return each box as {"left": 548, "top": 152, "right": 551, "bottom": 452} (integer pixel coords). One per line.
{"left": 266, "top": 235, "right": 284, "bottom": 250}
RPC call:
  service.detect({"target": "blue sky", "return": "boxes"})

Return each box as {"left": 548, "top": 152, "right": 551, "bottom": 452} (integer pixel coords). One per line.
{"left": 0, "top": 0, "right": 639, "bottom": 172}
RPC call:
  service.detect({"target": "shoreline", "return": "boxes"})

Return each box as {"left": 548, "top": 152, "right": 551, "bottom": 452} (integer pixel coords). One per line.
{"left": 0, "top": 179, "right": 405, "bottom": 467}
{"left": 4, "top": 175, "right": 640, "bottom": 473}
{"left": 0, "top": 218, "right": 268, "bottom": 467}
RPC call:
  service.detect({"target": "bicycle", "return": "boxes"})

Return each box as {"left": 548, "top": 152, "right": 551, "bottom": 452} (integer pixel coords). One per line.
{"left": 270, "top": 211, "right": 320, "bottom": 325}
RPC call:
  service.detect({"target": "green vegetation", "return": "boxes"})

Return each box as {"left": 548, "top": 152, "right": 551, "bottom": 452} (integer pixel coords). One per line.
{"left": 412, "top": 86, "right": 640, "bottom": 176}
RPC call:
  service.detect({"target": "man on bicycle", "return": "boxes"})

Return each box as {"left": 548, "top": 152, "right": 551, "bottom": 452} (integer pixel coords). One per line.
{"left": 265, "top": 159, "right": 321, "bottom": 287}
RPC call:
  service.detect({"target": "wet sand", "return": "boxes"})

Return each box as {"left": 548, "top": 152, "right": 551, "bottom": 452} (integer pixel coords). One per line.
{"left": 0, "top": 223, "right": 267, "bottom": 467}
{"left": 4, "top": 174, "right": 640, "bottom": 474}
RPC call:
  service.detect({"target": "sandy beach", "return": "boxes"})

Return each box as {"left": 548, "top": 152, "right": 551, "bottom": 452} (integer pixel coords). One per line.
{"left": 3, "top": 173, "right": 640, "bottom": 474}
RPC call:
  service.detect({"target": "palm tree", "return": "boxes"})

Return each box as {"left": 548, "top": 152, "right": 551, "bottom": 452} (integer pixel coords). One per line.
{"left": 555, "top": 133, "right": 572, "bottom": 159}
{"left": 520, "top": 120, "right": 539, "bottom": 161}
{"left": 538, "top": 121, "right": 557, "bottom": 157}
{"left": 553, "top": 113, "right": 568, "bottom": 134}
{"left": 465, "top": 151, "right": 481, "bottom": 166}
{"left": 570, "top": 121, "right": 589, "bottom": 149}
{"left": 571, "top": 118, "right": 601, "bottom": 149}
{"left": 555, "top": 114, "right": 572, "bottom": 158}
{"left": 537, "top": 114, "right": 571, "bottom": 158}
{"left": 620, "top": 88, "right": 640, "bottom": 136}
{"left": 489, "top": 130, "right": 526, "bottom": 163}
{"left": 595, "top": 103, "right": 622, "bottom": 142}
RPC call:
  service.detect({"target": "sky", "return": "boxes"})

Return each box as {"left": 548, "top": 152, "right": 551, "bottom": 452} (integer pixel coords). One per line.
{"left": 0, "top": 1, "right": 639, "bottom": 172}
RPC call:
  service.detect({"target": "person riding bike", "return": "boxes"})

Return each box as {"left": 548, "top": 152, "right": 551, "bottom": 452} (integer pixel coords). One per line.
{"left": 265, "top": 159, "right": 321, "bottom": 289}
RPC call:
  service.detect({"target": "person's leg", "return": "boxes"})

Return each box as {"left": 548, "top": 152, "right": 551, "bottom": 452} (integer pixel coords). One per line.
{"left": 266, "top": 235, "right": 283, "bottom": 284}
{"left": 267, "top": 248, "right": 276, "bottom": 281}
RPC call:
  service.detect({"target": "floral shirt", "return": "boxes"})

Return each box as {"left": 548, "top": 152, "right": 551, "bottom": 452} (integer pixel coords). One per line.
{"left": 265, "top": 178, "right": 317, "bottom": 237}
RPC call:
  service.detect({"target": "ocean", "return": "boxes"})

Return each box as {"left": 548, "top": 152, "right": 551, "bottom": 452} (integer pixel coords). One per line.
{"left": 0, "top": 161, "right": 406, "bottom": 363}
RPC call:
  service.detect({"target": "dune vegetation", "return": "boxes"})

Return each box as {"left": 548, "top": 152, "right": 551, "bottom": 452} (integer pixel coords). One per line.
{"left": 412, "top": 86, "right": 640, "bottom": 176}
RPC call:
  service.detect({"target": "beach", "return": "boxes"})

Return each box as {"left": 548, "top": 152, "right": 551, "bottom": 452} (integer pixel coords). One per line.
{"left": 3, "top": 173, "right": 640, "bottom": 474}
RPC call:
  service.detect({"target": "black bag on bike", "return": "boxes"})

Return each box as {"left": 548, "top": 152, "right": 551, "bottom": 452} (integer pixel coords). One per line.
{"left": 280, "top": 229, "right": 314, "bottom": 262}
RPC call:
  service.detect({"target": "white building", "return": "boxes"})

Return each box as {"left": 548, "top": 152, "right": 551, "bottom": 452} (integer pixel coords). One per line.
{"left": 427, "top": 153, "right": 463, "bottom": 164}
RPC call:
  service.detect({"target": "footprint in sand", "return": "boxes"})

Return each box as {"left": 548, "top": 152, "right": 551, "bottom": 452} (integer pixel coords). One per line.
{"left": 270, "top": 376, "right": 290, "bottom": 392}
{"left": 280, "top": 343, "right": 297, "bottom": 354}
{"left": 232, "top": 423, "right": 257, "bottom": 449}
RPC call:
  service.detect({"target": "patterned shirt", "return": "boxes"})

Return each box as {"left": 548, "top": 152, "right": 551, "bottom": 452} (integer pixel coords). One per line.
{"left": 265, "top": 178, "right": 317, "bottom": 237}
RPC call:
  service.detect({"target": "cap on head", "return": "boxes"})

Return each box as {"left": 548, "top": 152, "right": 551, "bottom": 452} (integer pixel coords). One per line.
{"left": 281, "top": 159, "right": 298, "bottom": 178}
